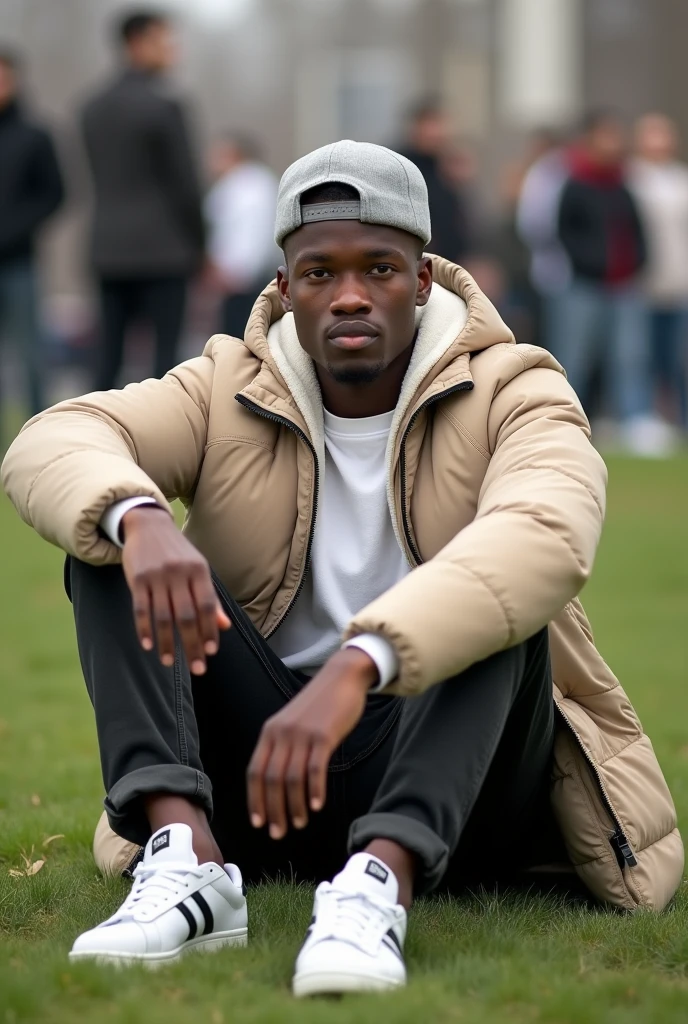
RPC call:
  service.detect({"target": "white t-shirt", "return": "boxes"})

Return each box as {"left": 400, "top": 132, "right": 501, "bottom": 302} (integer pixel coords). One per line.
{"left": 267, "top": 407, "right": 410, "bottom": 675}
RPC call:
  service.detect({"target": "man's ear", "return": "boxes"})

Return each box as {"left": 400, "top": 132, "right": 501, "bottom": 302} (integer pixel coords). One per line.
{"left": 416, "top": 256, "right": 433, "bottom": 307}
{"left": 276, "top": 266, "right": 292, "bottom": 312}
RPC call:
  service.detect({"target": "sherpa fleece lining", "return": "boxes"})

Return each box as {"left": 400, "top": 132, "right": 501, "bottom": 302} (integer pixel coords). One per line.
{"left": 265, "top": 282, "right": 469, "bottom": 549}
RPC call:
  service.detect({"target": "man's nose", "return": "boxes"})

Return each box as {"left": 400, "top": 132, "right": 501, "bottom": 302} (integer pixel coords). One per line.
{"left": 330, "top": 274, "right": 373, "bottom": 315}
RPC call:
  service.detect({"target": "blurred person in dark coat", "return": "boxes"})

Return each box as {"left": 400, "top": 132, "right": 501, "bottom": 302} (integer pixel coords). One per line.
{"left": 400, "top": 98, "right": 470, "bottom": 264}
{"left": 81, "top": 10, "right": 204, "bottom": 391}
{"left": 0, "top": 48, "right": 64, "bottom": 422}
{"left": 204, "top": 133, "right": 279, "bottom": 339}
{"left": 556, "top": 111, "right": 670, "bottom": 454}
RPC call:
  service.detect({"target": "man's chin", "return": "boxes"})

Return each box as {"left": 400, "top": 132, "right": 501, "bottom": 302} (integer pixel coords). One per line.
{"left": 326, "top": 361, "right": 386, "bottom": 385}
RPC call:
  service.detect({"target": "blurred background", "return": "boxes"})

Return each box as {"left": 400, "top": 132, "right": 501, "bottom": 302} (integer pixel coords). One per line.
{"left": 1, "top": 0, "right": 688, "bottom": 454}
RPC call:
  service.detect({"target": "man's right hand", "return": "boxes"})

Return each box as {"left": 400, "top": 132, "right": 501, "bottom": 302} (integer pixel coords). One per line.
{"left": 121, "top": 505, "right": 231, "bottom": 675}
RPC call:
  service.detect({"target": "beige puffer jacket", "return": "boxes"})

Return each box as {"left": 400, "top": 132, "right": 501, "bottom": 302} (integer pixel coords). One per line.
{"left": 2, "top": 258, "right": 683, "bottom": 909}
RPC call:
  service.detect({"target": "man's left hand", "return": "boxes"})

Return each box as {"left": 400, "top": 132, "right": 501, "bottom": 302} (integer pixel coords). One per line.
{"left": 246, "top": 648, "right": 378, "bottom": 839}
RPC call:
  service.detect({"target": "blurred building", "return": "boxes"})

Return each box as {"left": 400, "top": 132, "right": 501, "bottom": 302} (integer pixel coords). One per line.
{"left": 2, "top": 0, "right": 687, "bottom": 314}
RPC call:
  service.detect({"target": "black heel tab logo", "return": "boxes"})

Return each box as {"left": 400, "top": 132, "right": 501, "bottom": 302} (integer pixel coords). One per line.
{"left": 364, "top": 859, "right": 389, "bottom": 884}
{"left": 151, "top": 829, "right": 171, "bottom": 855}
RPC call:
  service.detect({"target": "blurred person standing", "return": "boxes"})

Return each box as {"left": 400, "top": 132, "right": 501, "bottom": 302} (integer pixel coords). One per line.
{"left": 81, "top": 10, "right": 204, "bottom": 391}
{"left": 630, "top": 114, "right": 688, "bottom": 431}
{"left": 556, "top": 111, "right": 664, "bottom": 454}
{"left": 401, "top": 98, "right": 470, "bottom": 263}
{"left": 0, "top": 48, "right": 64, "bottom": 423}
{"left": 516, "top": 129, "right": 571, "bottom": 351}
{"left": 204, "top": 133, "right": 279, "bottom": 339}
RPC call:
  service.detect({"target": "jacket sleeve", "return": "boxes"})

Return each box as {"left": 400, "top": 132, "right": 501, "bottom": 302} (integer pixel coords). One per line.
{"left": 1, "top": 356, "right": 214, "bottom": 563}
{"left": 557, "top": 180, "right": 605, "bottom": 280}
{"left": 344, "top": 366, "right": 607, "bottom": 696}
{"left": 626, "top": 188, "right": 648, "bottom": 273}
{"left": 157, "top": 99, "right": 205, "bottom": 259}
{"left": 0, "top": 128, "right": 64, "bottom": 252}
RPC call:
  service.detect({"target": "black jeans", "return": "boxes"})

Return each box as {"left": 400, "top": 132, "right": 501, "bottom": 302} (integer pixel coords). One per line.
{"left": 66, "top": 558, "right": 559, "bottom": 896}
{"left": 95, "top": 276, "right": 188, "bottom": 391}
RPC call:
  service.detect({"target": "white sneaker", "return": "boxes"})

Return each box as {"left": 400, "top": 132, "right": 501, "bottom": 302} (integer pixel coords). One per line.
{"left": 69, "top": 824, "right": 248, "bottom": 966}
{"left": 292, "top": 853, "right": 407, "bottom": 997}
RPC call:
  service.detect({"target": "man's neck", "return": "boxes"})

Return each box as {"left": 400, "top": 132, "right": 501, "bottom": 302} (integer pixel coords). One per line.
{"left": 317, "top": 344, "right": 414, "bottom": 419}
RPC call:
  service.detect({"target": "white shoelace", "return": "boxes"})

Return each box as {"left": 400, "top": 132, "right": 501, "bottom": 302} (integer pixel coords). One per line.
{"left": 109, "top": 861, "right": 204, "bottom": 922}
{"left": 312, "top": 885, "right": 396, "bottom": 954}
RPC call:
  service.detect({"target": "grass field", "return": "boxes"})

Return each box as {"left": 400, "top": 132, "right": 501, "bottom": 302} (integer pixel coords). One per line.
{"left": 1, "top": 457, "right": 688, "bottom": 1024}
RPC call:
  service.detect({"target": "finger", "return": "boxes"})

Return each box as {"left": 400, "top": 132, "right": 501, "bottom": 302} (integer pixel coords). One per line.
{"left": 131, "top": 581, "right": 154, "bottom": 652}
{"left": 246, "top": 733, "right": 273, "bottom": 830}
{"left": 216, "top": 605, "right": 231, "bottom": 632}
{"left": 264, "top": 741, "right": 291, "bottom": 840}
{"left": 150, "top": 583, "right": 175, "bottom": 667}
{"left": 190, "top": 570, "right": 223, "bottom": 657}
{"left": 307, "top": 739, "right": 329, "bottom": 813}
{"left": 170, "top": 581, "right": 206, "bottom": 675}
{"left": 285, "top": 742, "right": 310, "bottom": 830}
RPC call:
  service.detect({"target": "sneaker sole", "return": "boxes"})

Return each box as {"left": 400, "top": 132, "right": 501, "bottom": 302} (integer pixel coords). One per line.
{"left": 293, "top": 969, "right": 405, "bottom": 997}
{"left": 68, "top": 928, "right": 248, "bottom": 968}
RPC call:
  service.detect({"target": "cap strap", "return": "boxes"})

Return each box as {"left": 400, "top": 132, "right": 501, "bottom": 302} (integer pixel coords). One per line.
{"left": 301, "top": 201, "right": 361, "bottom": 225}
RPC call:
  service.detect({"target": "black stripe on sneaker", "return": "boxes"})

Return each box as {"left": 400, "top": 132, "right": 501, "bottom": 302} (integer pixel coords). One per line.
{"left": 191, "top": 891, "right": 214, "bottom": 936}
{"left": 177, "top": 900, "right": 198, "bottom": 941}
{"left": 382, "top": 929, "right": 404, "bottom": 960}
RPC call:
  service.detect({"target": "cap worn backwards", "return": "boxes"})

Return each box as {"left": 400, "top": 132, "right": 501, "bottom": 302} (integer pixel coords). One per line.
{"left": 274, "top": 140, "right": 431, "bottom": 248}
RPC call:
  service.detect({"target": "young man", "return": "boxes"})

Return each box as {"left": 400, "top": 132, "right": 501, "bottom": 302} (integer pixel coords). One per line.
{"left": 2, "top": 142, "right": 682, "bottom": 994}
{"left": 81, "top": 10, "right": 204, "bottom": 390}
{"left": 0, "top": 47, "right": 64, "bottom": 424}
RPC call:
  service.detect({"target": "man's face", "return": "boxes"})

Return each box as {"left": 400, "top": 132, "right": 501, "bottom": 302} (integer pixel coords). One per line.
{"left": 0, "top": 61, "right": 16, "bottom": 108}
{"left": 588, "top": 120, "right": 626, "bottom": 165}
{"left": 128, "top": 22, "right": 178, "bottom": 73}
{"left": 278, "top": 220, "right": 432, "bottom": 385}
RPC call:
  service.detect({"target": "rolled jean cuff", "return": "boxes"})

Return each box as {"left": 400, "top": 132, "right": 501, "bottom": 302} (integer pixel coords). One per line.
{"left": 104, "top": 764, "right": 213, "bottom": 847}
{"left": 348, "top": 811, "right": 449, "bottom": 896}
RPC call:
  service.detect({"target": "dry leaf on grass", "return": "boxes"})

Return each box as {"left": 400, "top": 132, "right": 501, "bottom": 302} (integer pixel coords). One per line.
{"left": 30, "top": 794, "right": 41, "bottom": 807}
{"left": 42, "top": 835, "right": 65, "bottom": 848}
{"left": 25, "top": 859, "right": 45, "bottom": 876}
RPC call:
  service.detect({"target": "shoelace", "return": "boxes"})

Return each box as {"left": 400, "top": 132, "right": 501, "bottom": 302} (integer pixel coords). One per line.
{"left": 312, "top": 885, "right": 396, "bottom": 954}
{"left": 111, "top": 862, "right": 205, "bottom": 921}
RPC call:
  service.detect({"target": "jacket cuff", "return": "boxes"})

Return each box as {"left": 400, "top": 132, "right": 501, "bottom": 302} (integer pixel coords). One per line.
{"left": 342, "top": 633, "right": 399, "bottom": 693}
{"left": 100, "top": 497, "right": 161, "bottom": 547}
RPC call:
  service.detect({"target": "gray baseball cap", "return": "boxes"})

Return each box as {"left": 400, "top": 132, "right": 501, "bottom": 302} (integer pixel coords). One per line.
{"left": 275, "top": 139, "right": 431, "bottom": 248}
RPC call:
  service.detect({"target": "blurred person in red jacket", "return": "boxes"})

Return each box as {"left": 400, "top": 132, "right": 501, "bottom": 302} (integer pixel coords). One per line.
{"left": 556, "top": 111, "right": 671, "bottom": 454}
{"left": 0, "top": 48, "right": 63, "bottom": 425}
{"left": 630, "top": 114, "right": 688, "bottom": 432}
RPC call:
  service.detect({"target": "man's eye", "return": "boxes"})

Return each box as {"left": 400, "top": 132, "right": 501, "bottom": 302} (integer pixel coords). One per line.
{"left": 305, "top": 269, "right": 332, "bottom": 279}
{"left": 370, "top": 265, "right": 394, "bottom": 276}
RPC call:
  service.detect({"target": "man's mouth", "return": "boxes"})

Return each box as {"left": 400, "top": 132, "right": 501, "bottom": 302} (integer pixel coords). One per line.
{"left": 326, "top": 321, "right": 380, "bottom": 351}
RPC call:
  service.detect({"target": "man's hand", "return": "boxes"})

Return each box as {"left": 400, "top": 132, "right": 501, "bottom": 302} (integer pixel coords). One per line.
{"left": 247, "top": 648, "right": 378, "bottom": 839}
{"left": 121, "top": 505, "right": 230, "bottom": 674}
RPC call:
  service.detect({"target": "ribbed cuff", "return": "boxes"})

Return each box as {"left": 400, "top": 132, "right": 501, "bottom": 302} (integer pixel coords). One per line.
{"left": 100, "top": 497, "right": 161, "bottom": 547}
{"left": 342, "top": 633, "right": 399, "bottom": 693}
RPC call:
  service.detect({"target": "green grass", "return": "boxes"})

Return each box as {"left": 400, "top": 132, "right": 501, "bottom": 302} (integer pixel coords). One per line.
{"left": 1, "top": 457, "right": 688, "bottom": 1023}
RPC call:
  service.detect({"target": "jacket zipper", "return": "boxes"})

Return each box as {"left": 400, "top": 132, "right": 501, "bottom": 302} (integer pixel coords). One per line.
{"left": 399, "top": 381, "right": 474, "bottom": 564}
{"left": 555, "top": 702, "right": 637, "bottom": 868}
{"left": 235, "top": 394, "right": 320, "bottom": 638}
{"left": 397, "top": 381, "right": 637, "bottom": 872}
